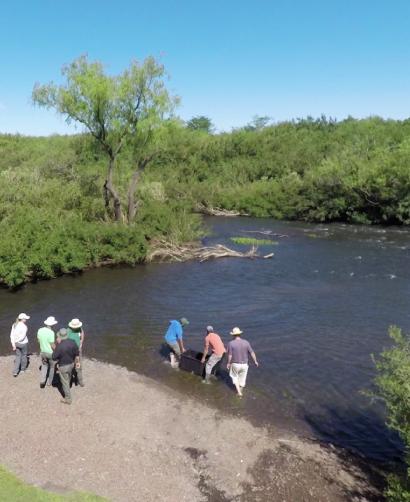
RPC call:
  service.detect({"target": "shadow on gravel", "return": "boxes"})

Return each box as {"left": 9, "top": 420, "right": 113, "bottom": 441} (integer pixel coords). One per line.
{"left": 303, "top": 404, "right": 403, "bottom": 464}
{"left": 320, "top": 445, "right": 386, "bottom": 502}
{"left": 241, "top": 446, "right": 385, "bottom": 502}
{"left": 302, "top": 404, "right": 405, "bottom": 501}
{"left": 184, "top": 447, "right": 232, "bottom": 502}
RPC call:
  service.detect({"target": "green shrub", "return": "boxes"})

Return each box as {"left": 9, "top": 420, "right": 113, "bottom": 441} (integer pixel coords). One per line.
{"left": 0, "top": 210, "right": 147, "bottom": 287}
{"left": 373, "top": 326, "right": 410, "bottom": 499}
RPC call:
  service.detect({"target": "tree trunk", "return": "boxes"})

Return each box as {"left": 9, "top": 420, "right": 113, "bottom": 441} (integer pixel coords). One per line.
{"left": 127, "top": 156, "right": 155, "bottom": 223}
{"left": 127, "top": 169, "right": 142, "bottom": 223}
{"left": 105, "top": 157, "right": 123, "bottom": 222}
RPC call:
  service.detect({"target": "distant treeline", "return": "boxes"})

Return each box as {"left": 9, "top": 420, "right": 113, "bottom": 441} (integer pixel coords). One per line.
{"left": 1, "top": 115, "right": 409, "bottom": 286}
{"left": 155, "top": 115, "right": 410, "bottom": 225}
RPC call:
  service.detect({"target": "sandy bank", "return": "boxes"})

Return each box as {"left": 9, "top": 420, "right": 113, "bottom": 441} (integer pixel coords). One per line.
{"left": 0, "top": 356, "right": 383, "bottom": 501}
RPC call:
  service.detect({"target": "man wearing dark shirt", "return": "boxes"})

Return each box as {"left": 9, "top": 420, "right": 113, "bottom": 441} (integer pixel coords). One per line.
{"left": 52, "top": 328, "right": 80, "bottom": 405}
{"left": 227, "top": 327, "right": 258, "bottom": 397}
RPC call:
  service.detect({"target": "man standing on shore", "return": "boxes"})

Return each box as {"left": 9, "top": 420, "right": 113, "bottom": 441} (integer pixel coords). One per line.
{"left": 226, "top": 327, "right": 258, "bottom": 397}
{"left": 164, "top": 318, "right": 189, "bottom": 368}
{"left": 52, "top": 328, "right": 80, "bottom": 405}
{"left": 37, "top": 316, "right": 58, "bottom": 388}
{"left": 201, "top": 326, "right": 225, "bottom": 384}
{"left": 67, "top": 318, "right": 85, "bottom": 387}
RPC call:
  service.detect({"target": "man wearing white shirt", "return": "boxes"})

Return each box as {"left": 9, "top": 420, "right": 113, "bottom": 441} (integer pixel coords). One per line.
{"left": 10, "top": 313, "right": 30, "bottom": 376}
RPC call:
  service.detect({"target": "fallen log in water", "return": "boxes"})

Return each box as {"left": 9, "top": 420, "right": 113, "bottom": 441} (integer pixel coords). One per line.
{"left": 241, "top": 229, "right": 289, "bottom": 238}
{"left": 146, "top": 240, "right": 270, "bottom": 263}
{"left": 195, "top": 203, "right": 248, "bottom": 217}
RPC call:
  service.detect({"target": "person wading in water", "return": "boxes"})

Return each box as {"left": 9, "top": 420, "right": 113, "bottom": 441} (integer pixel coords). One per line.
{"left": 164, "top": 318, "right": 189, "bottom": 368}
{"left": 226, "top": 327, "right": 259, "bottom": 397}
{"left": 201, "top": 325, "right": 226, "bottom": 384}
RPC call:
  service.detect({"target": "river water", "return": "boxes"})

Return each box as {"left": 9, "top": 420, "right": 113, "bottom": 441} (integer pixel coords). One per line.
{"left": 1, "top": 216, "right": 409, "bottom": 464}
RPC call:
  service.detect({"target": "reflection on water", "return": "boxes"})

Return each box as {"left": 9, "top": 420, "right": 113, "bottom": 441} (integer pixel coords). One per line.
{"left": 1, "top": 217, "right": 409, "bottom": 463}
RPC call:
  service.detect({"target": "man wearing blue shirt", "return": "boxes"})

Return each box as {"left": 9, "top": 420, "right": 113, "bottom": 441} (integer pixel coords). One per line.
{"left": 164, "top": 317, "right": 189, "bottom": 368}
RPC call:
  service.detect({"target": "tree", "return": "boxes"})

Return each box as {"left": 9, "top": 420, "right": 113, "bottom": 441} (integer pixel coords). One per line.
{"left": 186, "top": 115, "right": 214, "bottom": 134}
{"left": 33, "top": 55, "right": 178, "bottom": 222}
{"left": 243, "top": 115, "right": 271, "bottom": 132}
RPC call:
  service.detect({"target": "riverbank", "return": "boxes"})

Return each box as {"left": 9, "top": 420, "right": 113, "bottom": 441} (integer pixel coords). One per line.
{"left": 0, "top": 356, "right": 383, "bottom": 501}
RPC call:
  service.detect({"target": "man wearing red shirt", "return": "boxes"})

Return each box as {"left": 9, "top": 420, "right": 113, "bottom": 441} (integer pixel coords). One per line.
{"left": 201, "top": 326, "right": 226, "bottom": 384}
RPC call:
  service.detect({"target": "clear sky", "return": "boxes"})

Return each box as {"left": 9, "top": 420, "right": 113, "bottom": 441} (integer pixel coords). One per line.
{"left": 1, "top": 0, "right": 410, "bottom": 135}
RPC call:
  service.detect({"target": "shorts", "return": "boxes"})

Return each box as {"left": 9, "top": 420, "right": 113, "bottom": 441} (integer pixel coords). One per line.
{"left": 167, "top": 342, "right": 181, "bottom": 358}
{"left": 229, "top": 363, "right": 249, "bottom": 387}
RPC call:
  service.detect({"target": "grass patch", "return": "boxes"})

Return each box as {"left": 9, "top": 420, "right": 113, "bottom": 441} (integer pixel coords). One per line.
{"left": 0, "top": 465, "right": 106, "bottom": 501}
{"left": 230, "top": 237, "right": 278, "bottom": 246}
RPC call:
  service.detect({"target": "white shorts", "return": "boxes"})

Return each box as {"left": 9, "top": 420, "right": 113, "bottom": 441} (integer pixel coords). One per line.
{"left": 229, "top": 363, "right": 249, "bottom": 387}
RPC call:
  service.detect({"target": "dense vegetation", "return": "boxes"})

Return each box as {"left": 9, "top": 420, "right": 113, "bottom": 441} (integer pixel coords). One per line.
{"left": 0, "top": 133, "right": 201, "bottom": 287}
{"left": 373, "top": 327, "right": 410, "bottom": 501}
{"left": 152, "top": 115, "right": 410, "bottom": 225}
{"left": 1, "top": 114, "right": 410, "bottom": 287}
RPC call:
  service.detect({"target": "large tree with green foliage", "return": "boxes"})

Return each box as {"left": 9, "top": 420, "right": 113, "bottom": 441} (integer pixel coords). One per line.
{"left": 186, "top": 115, "right": 214, "bottom": 133}
{"left": 32, "top": 55, "right": 178, "bottom": 222}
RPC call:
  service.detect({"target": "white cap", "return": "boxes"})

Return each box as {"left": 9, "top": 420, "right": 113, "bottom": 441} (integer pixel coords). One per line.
{"left": 18, "top": 313, "right": 30, "bottom": 320}
{"left": 44, "top": 316, "right": 58, "bottom": 326}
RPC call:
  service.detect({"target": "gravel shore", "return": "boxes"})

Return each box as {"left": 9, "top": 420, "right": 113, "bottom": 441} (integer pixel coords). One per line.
{"left": 0, "top": 356, "right": 383, "bottom": 501}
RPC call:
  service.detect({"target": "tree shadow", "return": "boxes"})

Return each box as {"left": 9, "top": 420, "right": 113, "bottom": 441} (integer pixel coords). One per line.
{"left": 302, "top": 403, "right": 405, "bottom": 500}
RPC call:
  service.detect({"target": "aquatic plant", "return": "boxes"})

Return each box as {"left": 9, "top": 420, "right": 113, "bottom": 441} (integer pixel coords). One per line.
{"left": 230, "top": 237, "right": 278, "bottom": 245}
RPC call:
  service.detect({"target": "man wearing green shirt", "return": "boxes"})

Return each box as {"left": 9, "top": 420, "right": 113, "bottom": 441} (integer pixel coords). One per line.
{"left": 37, "top": 316, "right": 57, "bottom": 388}
{"left": 67, "top": 318, "right": 85, "bottom": 387}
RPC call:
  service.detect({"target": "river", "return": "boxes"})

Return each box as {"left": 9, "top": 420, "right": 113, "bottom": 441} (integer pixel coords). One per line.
{"left": 1, "top": 216, "right": 409, "bottom": 464}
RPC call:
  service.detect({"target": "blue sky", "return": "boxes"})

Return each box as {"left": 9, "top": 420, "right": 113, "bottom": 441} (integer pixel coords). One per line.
{"left": 1, "top": 0, "right": 410, "bottom": 135}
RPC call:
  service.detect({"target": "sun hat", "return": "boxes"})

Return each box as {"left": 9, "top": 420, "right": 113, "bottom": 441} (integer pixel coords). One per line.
{"left": 230, "top": 327, "right": 243, "bottom": 336}
{"left": 206, "top": 326, "right": 214, "bottom": 333}
{"left": 18, "top": 313, "right": 30, "bottom": 320}
{"left": 180, "top": 317, "right": 190, "bottom": 326}
{"left": 68, "top": 318, "right": 83, "bottom": 329}
{"left": 44, "top": 316, "right": 58, "bottom": 326}
{"left": 58, "top": 328, "right": 68, "bottom": 339}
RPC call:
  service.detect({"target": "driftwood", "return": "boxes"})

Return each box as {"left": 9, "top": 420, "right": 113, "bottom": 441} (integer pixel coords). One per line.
{"left": 241, "top": 230, "right": 289, "bottom": 238}
{"left": 196, "top": 203, "right": 248, "bottom": 217}
{"left": 146, "top": 240, "right": 272, "bottom": 263}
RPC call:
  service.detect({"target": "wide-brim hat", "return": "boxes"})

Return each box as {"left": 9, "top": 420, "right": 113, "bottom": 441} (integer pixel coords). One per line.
{"left": 18, "top": 313, "right": 30, "bottom": 320}
{"left": 44, "top": 316, "right": 58, "bottom": 326}
{"left": 230, "top": 327, "right": 243, "bottom": 336}
{"left": 58, "top": 328, "right": 68, "bottom": 339}
{"left": 68, "top": 318, "right": 83, "bottom": 329}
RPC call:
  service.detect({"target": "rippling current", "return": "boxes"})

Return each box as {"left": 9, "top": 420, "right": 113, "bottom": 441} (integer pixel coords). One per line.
{"left": 1, "top": 217, "right": 409, "bottom": 464}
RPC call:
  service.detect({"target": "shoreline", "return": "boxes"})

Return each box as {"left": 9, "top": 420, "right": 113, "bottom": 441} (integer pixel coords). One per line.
{"left": 1, "top": 215, "right": 409, "bottom": 290}
{"left": 0, "top": 355, "right": 384, "bottom": 501}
